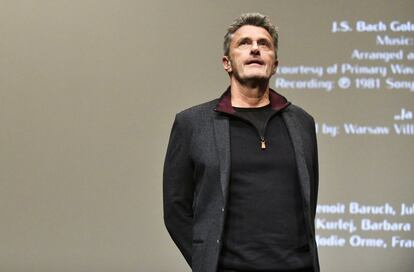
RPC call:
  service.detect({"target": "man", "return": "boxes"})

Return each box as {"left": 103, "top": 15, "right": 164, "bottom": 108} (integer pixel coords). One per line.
{"left": 163, "top": 13, "right": 319, "bottom": 272}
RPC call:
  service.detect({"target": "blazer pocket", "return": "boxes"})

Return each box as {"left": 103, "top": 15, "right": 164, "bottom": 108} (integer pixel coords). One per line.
{"left": 191, "top": 241, "right": 205, "bottom": 271}
{"left": 192, "top": 239, "right": 204, "bottom": 244}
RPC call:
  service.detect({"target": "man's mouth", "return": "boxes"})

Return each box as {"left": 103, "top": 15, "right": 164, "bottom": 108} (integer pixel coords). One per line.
{"left": 245, "top": 59, "right": 265, "bottom": 65}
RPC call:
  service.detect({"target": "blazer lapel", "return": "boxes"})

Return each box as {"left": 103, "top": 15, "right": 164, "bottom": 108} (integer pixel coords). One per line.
{"left": 282, "top": 110, "right": 311, "bottom": 205}
{"left": 213, "top": 115, "right": 231, "bottom": 204}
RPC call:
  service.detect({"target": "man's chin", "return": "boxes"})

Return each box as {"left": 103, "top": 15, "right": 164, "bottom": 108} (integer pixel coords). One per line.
{"left": 232, "top": 71, "right": 272, "bottom": 85}
{"left": 235, "top": 76, "right": 270, "bottom": 87}
{"left": 243, "top": 74, "right": 270, "bottom": 82}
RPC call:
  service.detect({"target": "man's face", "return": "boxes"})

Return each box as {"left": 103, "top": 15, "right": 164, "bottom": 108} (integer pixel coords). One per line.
{"left": 223, "top": 25, "right": 278, "bottom": 83}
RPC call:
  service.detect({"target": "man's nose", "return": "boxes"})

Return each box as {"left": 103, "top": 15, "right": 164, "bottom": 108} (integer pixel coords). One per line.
{"left": 250, "top": 41, "right": 260, "bottom": 54}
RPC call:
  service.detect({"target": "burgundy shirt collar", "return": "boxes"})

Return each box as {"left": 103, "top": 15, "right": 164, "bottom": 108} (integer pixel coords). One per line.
{"left": 214, "top": 87, "right": 290, "bottom": 114}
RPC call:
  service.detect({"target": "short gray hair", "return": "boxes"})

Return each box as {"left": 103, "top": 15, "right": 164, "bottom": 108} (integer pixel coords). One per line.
{"left": 223, "top": 13, "right": 279, "bottom": 58}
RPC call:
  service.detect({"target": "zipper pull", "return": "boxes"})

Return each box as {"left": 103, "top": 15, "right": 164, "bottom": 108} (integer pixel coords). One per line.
{"left": 260, "top": 138, "right": 266, "bottom": 150}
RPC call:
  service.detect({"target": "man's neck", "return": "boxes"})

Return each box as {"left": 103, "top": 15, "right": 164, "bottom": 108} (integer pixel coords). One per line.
{"left": 230, "top": 79, "right": 270, "bottom": 108}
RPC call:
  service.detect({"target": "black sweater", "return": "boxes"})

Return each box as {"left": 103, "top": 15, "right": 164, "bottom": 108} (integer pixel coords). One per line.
{"left": 218, "top": 105, "right": 312, "bottom": 271}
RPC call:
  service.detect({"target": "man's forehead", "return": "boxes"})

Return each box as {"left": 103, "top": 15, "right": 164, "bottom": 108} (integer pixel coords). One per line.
{"left": 232, "top": 25, "right": 272, "bottom": 40}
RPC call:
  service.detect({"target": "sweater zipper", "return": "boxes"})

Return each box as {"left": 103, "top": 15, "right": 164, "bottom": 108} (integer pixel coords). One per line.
{"left": 221, "top": 111, "right": 277, "bottom": 150}
{"left": 240, "top": 114, "right": 274, "bottom": 150}
{"left": 260, "top": 136, "right": 266, "bottom": 149}
{"left": 259, "top": 115, "right": 273, "bottom": 150}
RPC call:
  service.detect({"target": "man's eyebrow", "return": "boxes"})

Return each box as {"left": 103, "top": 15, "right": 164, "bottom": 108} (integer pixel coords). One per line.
{"left": 237, "top": 36, "right": 271, "bottom": 41}
{"left": 258, "top": 38, "right": 272, "bottom": 44}
{"left": 237, "top": 37, "right": 252, "bottom": 43}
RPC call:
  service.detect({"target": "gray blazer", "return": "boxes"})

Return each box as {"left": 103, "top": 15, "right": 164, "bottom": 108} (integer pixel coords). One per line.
{"left": 163, "top": 92, "right": 319, "bottom": 272}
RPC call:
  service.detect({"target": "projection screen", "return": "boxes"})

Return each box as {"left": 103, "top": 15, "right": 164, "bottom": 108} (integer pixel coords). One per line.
{"left": 1, "top": 1, "right": 413, "bottom": 271}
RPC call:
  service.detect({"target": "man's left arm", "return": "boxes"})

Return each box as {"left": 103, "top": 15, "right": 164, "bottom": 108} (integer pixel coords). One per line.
{"left": 311, "top": 118, "right": 319, "bottom": 219}
{"left": 163, "top": 113, "right": 195, "bottom": 266}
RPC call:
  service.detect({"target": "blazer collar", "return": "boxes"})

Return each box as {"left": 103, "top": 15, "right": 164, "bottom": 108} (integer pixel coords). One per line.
{"left": 214, "top": 86, "right": 290, "bottom": 114}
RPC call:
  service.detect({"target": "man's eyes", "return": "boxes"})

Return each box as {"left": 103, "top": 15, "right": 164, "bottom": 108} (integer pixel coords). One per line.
{"left": 239, "top": 39, "right": 251, "bottom": 45}
{"left": 258, "top": 40, "right": 271, "bottom": 47}
{"left": 237, "top": 39, "right": 272, "bottom": 49}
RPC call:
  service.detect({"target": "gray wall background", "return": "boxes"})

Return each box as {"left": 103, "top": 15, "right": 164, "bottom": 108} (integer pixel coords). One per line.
{"left": 1, "top": 1, "right": 413, "bottom": 271}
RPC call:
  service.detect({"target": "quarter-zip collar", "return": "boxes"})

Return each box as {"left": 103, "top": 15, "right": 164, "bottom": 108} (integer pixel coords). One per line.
{"left": 214, "top": 86, "right": 290, "bottom": 114}
{"left": 214, "top": 87, "right": 291, "bottom": 150}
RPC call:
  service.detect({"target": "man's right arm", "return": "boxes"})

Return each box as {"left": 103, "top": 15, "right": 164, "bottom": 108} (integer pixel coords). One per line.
{"left": 163, "top": 113, "right": 194, "bottom": 266}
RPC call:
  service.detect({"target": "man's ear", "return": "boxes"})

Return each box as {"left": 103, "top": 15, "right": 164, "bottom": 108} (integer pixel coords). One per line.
{"left": 272, "top": 60, "right": 279, "bottom": 75}
{"left": 222, "top": 56, "right": 232, "bottom": 73}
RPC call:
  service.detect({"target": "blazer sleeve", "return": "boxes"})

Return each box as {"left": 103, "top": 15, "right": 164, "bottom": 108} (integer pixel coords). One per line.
{"left": 311, "top": 117, "right": 319, "bottom": 220}
{"left": 163, "top": 113, "right": 194, "bottom": 266}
